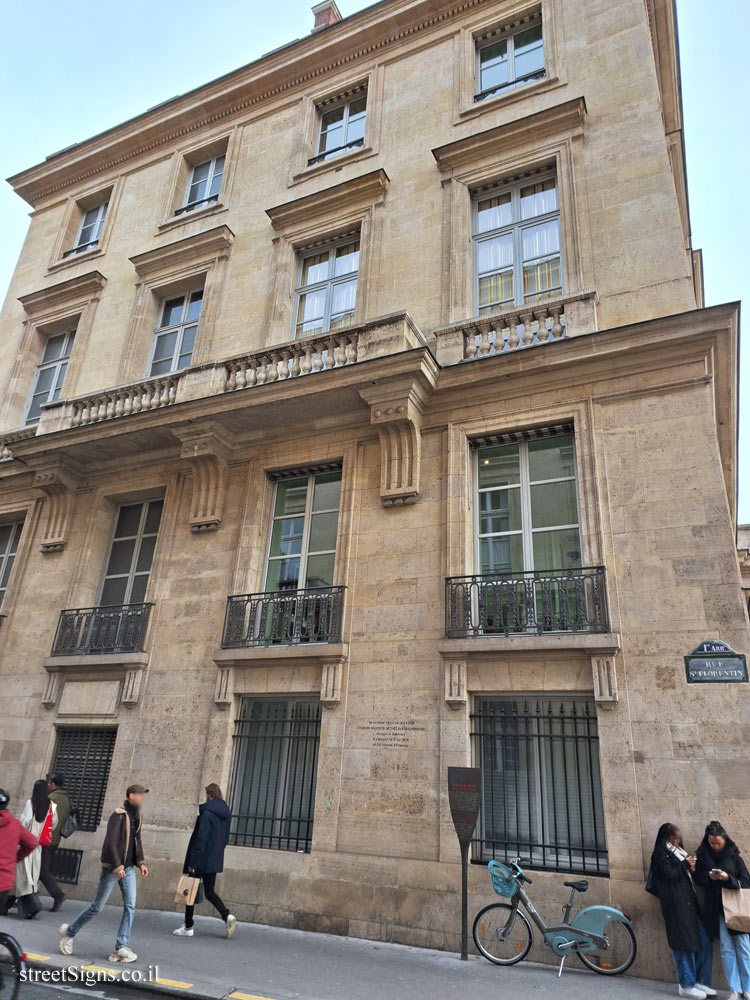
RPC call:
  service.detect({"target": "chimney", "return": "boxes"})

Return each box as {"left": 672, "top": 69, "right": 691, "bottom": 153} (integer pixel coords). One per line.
{"left": 311, "top": 0, "right": 342, "bottom": 32}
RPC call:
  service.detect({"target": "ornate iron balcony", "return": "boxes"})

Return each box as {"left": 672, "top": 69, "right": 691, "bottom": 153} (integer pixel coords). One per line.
{"left": 51, "top": 604, "right": 153, "bottom": 656}
{"left": 446, "top": 568, "right": 609, "bottom": 638}
{"left": 222, "top": 586, "right": 345, "bottom": 648}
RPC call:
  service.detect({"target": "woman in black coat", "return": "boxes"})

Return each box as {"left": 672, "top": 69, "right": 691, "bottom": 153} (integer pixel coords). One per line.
{"left": 173, "top": 784, "right": 235, "bottom": 939}
{"left": 694, "top": 821, "right": 750, "bottom": 1000}
{"left": 647, "top": 823, "right": 714, "bottom": 999}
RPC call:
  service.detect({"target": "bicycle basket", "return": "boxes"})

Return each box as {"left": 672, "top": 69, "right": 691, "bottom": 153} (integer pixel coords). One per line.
{"left": 488, "top": 861, "right": 517, "bottom": 898}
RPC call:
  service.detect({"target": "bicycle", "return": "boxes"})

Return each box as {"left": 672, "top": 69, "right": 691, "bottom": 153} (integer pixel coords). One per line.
{"left": 473, "top": 859, "right": 636, "bottom": 977}
{"left": 0, "top": 929, "right": 24, "bottom": 1000}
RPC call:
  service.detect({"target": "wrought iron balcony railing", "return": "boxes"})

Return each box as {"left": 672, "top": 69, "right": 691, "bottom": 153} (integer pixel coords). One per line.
{"left": 51, "top": 603, "right": 153, "bottom": 656}
{"left": 222, "top": 586, "right": 345, "bottom": 648}
{"left": 446, "top": 568, "right": 609, "bottom": 638}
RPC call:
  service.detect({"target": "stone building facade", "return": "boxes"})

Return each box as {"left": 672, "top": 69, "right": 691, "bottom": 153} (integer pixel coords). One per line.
{"left": 0, "top": 0, "right": 746, "bottom": 981}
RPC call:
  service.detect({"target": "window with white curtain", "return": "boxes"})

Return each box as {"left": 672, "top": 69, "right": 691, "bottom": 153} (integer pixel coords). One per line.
{"left": 63, "top": 202, "right": 108, "bottom": 258}
{"left": 177, "top": 155, "right": 225, "bottom": 215}
{"left": 473, "top": 173, "right": 562, "bottom": 315}
{"left": 293, "top": 239, "right": 359, "bottom": 339}
{"left": 475, "top": 16, "right": 545, "bottom": 102}
{"left": 472, "top": 696, "right": 608, "bottom": 874}
{"left": 148, "top": 290, "right": 203, "bottom": 376}
{"left": 311, "top": 90, "right": 367, "bottom": 165}
{"left": 25, "top": 330, "right": 76, "bottom": 425}
{"left": 0, "top": 520, "right": 23, "bottom": 607}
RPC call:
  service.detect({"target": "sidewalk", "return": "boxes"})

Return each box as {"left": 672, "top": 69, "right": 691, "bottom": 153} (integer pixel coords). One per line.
{"left": 2, "top": 902, "right": 675, "bottom": 1000}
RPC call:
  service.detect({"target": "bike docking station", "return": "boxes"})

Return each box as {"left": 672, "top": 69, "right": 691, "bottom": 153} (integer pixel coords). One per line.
{"left": 447, "top": 766, "right": 482, "bottom": 961}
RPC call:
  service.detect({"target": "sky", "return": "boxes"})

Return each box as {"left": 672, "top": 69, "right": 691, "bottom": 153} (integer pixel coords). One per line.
{"left": 0, "top": 0, "right": 747, "bottom": 519}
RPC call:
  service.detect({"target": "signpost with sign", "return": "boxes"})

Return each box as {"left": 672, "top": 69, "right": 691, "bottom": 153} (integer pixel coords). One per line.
{"left": 447, "top": 766, "right": 481, "bottom": 961}
{"left": 685, "top": 640, "right": 748, "bottom": 684}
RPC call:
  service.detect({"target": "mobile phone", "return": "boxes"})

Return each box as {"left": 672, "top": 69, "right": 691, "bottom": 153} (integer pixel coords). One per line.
{"left": 711, "top": 868, "right": 723, "bottom": 874}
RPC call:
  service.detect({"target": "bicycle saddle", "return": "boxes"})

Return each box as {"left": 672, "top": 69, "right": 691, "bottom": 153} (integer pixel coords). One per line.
{"left": 563, "top": 879, "right": 588, "bottom": 892}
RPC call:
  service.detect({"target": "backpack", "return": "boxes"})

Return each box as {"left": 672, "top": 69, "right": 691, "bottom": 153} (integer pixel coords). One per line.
{"left": 60, "top": 805, "right": 79, "bottom": 839}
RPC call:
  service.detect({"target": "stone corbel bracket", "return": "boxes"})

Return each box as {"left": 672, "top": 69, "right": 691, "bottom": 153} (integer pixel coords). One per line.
{"left": 32, "top": 456, "right": 83, "bottom": 552}
{"left": 359, "top": 368, "right": 436, "bottom": 507}
{"left": 320, "top": 653, "right": 347, "bottom": 706}
{"left": 589, "top": 649, "right": 619, "bottom": 708}
{"left": 444, "top": 657, "right": 467, "bottom": 709}
{"left": 175, "top": 422, "right": 234, "bottom": 532}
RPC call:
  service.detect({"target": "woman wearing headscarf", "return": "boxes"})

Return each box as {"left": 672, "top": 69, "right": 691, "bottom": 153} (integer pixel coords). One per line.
{"left": 695, "top": 820, "right": 750, "bottom": 1000}
{"left": 647, "top": 822, "right": 714, "bottom": 999}
{"left": 16, "top": 779, "right": 57, "bottom": 919}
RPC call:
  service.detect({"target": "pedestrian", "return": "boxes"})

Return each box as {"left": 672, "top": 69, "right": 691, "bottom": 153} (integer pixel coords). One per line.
{"left": 647, "top": 822, "right": 715, "bottom": 999}
{"left": 58, "top": 784, "right": 149, "bottom": 963}
{"left": 173, "top": 783, "right": 235, "bottom": 939}
{"left": 0, "top": 789, "right": 38, "bottom": 916}
{"left": 16, "top": 779, "right": 56, "bottom": 919}
{"left": 695, "top": 820, "right": 750, "bottom": 1000}
{"left": 39, "top": 772, "right": 70, "bottom": 911}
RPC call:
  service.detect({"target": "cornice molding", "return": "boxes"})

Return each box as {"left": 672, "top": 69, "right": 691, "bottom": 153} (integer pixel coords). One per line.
{"left": 432, "top": 97, "right": 587, "bottom": 175}
{"left": 129, "top": 225, "right": 235, "bottom": 281}
{"left": 266, "top": 168, "right": 390, "bottom": 235}
{"left": 9, "top": 0, "right": 487, "bottom": 207}
{"left": 18, "top": 270, "right": 107, "bottom": 317}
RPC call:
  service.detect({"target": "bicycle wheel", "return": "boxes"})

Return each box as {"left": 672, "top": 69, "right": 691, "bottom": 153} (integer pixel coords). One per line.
{"left": 577, "top": 919, "right": 637, "bottom": 975}
{"left": 473, "top": 903, "right": 533, "bottom": 965}
{"left": 0, "top": 935, "right": 22, "bottom": 1000}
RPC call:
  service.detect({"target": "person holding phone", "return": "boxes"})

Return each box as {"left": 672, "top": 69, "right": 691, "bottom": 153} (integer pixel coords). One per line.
{"left": 647, "top": 823, "right": 715, "bottom": 999}
{"left": 695, "top": 820, "right": 750, "bottom": 1000}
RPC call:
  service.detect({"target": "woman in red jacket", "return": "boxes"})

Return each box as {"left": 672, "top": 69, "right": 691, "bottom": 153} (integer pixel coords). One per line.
{"left": 0, "top": 788, "right": 38, "bottom": 914}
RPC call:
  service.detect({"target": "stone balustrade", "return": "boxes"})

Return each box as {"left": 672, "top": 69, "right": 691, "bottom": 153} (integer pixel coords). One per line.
{"left": 225, "top": 329, "right": 360, "bottom": 391}
{"left": 70, "top": 374, "right": 180, "bottom": 427}
{"left": 433, "top": 290, "right": 597, "bottom": 366}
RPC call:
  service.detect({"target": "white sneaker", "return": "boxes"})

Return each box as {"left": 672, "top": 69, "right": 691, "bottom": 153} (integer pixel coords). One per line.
{"left": 695, "top": 987, "right": 716, "bottom": 998}
{"left": 226, "top": 914, "right": 236, "bottom": 940}
{"left": 678, "top": 989, "right": 706, "bottom": 999}
{"left": 173, "top": 925, "right": 194, "bottom": 936}
{"left": 58, "top": 923, "right": 74, "bottom": 956}
{"left": 109, "top": 946, "right": 137, "bottom": 963}
{"left": 727, "top": 993, "right": 742, "bottom": 1000}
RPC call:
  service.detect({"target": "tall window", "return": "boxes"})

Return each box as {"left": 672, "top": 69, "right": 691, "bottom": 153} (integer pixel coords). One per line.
{"left": 311, "top": 92, "right": 367, "bottom": 164}
{"left": 476, "top": 19, "right": 544, "bottom": 102}
{"left": 0, "top": 520, "right": 23, "bottom": 607}
{"left": 265, "top": 471, "right": 341, "bottom": 592}
{"left": 476, "top": 432, "right": 580, "bottom": 574}
{"left": 51, "top": 728, "right": 117, "bottom": 832}
{"left": 99, "top": 499, "right": 163, "bottom": 606}
{"left": 293, "top": 240, "right": 359, "bottom": 339}
{"left": 63, "top": 202, "right": 108, "bottom": 258}
{"left": 472, "top": 697, "right": 607, "bottom": 874}
{"left": 177, "top": 155, "right": 225, "bottom": 215}
{"left": 25, "top": 330, "right": 76, "bottom": 425}
{"left": 474, "top": 174, "right": 561, "bottom": 315}
{"left": 148, "top": 291, "right": 202, "bottom": 376}
{"left": 228, "top": 698, "right": 322, "bottom": 852}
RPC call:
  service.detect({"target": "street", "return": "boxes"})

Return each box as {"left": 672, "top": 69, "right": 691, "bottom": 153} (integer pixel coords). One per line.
{"left": 2, "top": 902, "right": 681, "bottom": 1000}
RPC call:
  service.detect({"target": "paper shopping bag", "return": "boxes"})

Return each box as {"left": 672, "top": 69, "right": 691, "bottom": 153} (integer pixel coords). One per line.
{"left": 174, "top": 875, "right": 201, "bottom": 906}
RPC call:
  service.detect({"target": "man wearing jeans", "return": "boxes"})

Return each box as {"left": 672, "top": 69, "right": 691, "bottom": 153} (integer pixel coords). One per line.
{"left": 59, "top": 785, "right": 149, "bottom": 963}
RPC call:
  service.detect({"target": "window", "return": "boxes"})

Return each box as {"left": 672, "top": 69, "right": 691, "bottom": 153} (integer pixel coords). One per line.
{"left": 25, "top": 330, "right": 76, "bottom": 425}
{"left": 63, "top": 202, "right": 108, "bottom": 258}
{"left": 294, "top": 240, "right": 359, "bottom": 339}
{"left": 148, "top": 290, "right": 202, "bottom": 376}
{"left": 474, "top": 174, "right": 561, "bottom": 315}
{"left": 0, "top": 521, "right": 23, "bottom": 607}
{"left": 228, "top": 698, "right": 322, "bottom": 852}
{"left": 476, "top": 431, "right": 580, "bottom": 574}
{"left": 99, "top": 498, "right": 163, "bottom": 607}
{"left": 472, "top": 697, "right": 607, "bottom": 873}
{"left": 476, "top": 18, "right": 544, "bottom": 102}
{"left": 176, "top": 155, "right": 225, "bottom": 215}
{"left": 51, "top": 727, "right": 117, "bottom": 832}
{"left": 310, "top": 91, "right": 367, "bottom": 165}
{"left": 265, "top": 470, "right": 341, "bottom": 592}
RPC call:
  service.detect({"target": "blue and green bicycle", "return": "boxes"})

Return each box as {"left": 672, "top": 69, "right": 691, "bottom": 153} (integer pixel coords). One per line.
{"left": 473, "top": 859, "right": 636, "bottom": 976}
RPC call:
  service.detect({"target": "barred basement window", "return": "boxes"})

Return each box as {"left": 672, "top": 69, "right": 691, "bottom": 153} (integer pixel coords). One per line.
{"left": 471, "top": 697, "right": 607, "bottom": 874}
{"left": 51, "top": 728, "right": 117, "bottom": 832}
{"left": 228, "top": 698, "right": 322, "bottom": 852}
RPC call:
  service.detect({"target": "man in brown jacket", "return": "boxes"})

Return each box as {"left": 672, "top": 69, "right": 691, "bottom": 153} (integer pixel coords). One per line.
{"left": 58, "top": 785, "right": 149, "bottom": 963}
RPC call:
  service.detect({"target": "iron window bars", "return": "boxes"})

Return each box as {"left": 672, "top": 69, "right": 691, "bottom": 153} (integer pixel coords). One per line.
{"left": 228, "top": 698, "right": 322, "bottom": 852}
{"left": 471, "top": 697, "right": 608, "bottom": 875}
{"left": 51, "top": 603, "right": 153, "bottom": 655}
{"left": 445, "top": 567, "right": 609, "bottom": 638}
{"left": 222, "top": 585, "right": 345, "bottom": 648}
{"left": 50, "top": 727, "right": 117, "bottom": 832}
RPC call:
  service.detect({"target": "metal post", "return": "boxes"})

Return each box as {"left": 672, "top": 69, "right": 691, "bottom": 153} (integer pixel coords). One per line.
{"left": 447, "top": 767, "right": 481, "bottom": 962}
